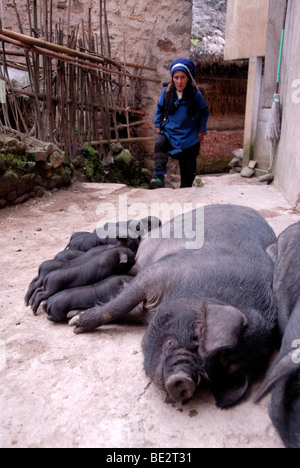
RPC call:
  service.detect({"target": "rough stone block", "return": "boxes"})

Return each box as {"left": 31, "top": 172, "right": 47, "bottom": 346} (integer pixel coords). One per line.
{"left": 0, "top": 171, "right": 19, "bottom": 197}
{"left": 240, "top": 166, "right": 255, "bottom": 178}
{"left": 114, "top": 149, "right": 133, "bottom": 171}
{"left": 4, "top": 137, "right": 26, "bottom": 155}
{"left": 49, "top": 151, "right": 62, "bottom": 169}
{"left": 112, "top": 143, "right": 123, "bottom": 154}
{"left": 18, "top": 174, "right": 37, "bottom": 196}
{"left": 248, "top": 160, "right": 258, "bottom": 169}
{"left": 27, "top": 149, "right": 48, "bottom": 163}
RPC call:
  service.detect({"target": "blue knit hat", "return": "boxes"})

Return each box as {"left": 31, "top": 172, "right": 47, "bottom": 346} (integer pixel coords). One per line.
{"left": 170, "top": 58, "right": 196, "bottom": 77}
{"left": 170, "top": 58, "right": 197, "bottom": 86}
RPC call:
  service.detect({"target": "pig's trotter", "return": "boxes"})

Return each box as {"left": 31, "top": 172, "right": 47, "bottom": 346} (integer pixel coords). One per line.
{"left": 66, "top": 310, "right": 80, "bottom": 319}
{"left": 69, "top": 306, "right": 112, "bottom": 333}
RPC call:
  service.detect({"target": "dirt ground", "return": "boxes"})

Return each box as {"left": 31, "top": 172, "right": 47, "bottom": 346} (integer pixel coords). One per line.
{"left": 1, "top": 173, "right": 300, "bottom": 449}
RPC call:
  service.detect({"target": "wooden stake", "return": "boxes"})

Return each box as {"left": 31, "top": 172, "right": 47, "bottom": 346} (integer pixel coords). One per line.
{"left": 123, "top": 33, "right": 131, "bottom": 142}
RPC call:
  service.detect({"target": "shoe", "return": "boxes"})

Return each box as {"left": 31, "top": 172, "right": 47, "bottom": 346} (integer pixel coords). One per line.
{"left": 149, "top": 175, "right": 165, "bottom": 189}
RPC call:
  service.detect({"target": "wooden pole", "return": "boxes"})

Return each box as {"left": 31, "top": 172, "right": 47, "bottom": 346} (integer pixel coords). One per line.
{"left": 90, "top": 137, "right": 155, "bottom": 145}
{"left": 7, "top": 87, "right": 146, "bottom": 116}
{"left": 0, "top": 33, "right": 161, "bottom": 84}
{"left": 123, "top": 32, "right": 131, "bottom": 142}
{"left": 0, "top": 41, "right": 29, "bottom": 133}
{"left": 0, "top": 28, "right": 158, "bottom": 72}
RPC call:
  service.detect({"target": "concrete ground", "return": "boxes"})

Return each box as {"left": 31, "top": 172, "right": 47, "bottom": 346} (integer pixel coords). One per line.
{"left": 0, "top": 173, "right": 300, "bottom": 448}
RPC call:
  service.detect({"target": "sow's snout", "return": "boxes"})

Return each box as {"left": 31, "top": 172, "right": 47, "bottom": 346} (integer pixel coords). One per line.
{"left": 165, "top": 372, "right": 197, "bottom": 403}
{"left": 163, "top": 347, "right": 203, "bottom": 403}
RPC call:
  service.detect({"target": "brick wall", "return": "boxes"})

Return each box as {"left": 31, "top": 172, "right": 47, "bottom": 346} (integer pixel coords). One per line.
{"left": 198, "top": 129, "right": 244, "bottom": 174}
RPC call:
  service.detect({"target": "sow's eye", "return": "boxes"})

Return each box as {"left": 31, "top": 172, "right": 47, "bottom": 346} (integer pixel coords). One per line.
{"left": 189, "top": 335, "right": 199, "bottom": 351}
{"left": 156, "top": 313, "right": 172, "bottom": 328}
{"left": 164, "top": 338, "right": 176, "bottom": 350}
{"left": 191, "top": 334, "right": 198, "bottom": 343}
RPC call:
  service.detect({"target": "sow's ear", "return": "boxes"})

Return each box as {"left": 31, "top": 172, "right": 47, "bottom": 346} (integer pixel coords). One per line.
{"left": 198, "top": 303, "right": 248, "bottom": 359}
{"left": 198, "top": 303, "right": 249, "bottom": 408}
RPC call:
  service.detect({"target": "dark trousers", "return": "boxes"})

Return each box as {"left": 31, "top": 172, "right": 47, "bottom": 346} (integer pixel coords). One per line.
{"left": 154, "top": 134, "right": 200, "bottom": 188}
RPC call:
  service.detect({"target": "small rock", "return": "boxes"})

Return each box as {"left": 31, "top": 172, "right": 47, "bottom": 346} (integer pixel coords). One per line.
{"left": 4, "top": 137, "right": 25, "bottom": 155}
{"left": 193, "top": 176, "right": 204, "bottom": 187}
{"left": 229, "top": 157, "right": 242, "bottom": 168}
{"left": 240, "top": 166, "right": 255, "bottom": 178}
{"left": 49, "top": 151, "right": 62, "bottom": 169}
{"left": 232, "top": 148, "right": 244, "bottom": 159}
{"left": 6, "top": 191, "right": 18, "bottom": 201}
{"left": 141, "top": 167, "right": 153, "bottom": 181}
{"left": 112, "top": 142, "right": 123, "bottom": 154}
{"left": 258, "top": 173, "right": 274, "bottom": 183}
{"left": 44, "top": 143, "right": 54, "bottom": 156}
{"left": 248, "top": 160, "right": 258, "bottom": 169}
{"left": 18, "top": 174, "right": 36, "bottom": 196}
{"left": 27, "top": 149, "right": 48, "bottom": 163}
{"left": 0, "top": 171, "right": 19, "bottom": 197}
{"left": 14, "top": 193, "right": 30, "bottom": 204}
{"left": 114, "top": 149, "right": 133, "bottom": 171}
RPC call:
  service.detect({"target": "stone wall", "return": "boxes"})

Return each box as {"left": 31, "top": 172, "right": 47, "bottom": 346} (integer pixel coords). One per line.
{"left": 0, "top": 133, "right": 73, "bottom": 208}
{"left": 191, "top": 0, "right": 227, "bottom": 61}
{"left": 3, "top": 0, "right": 192, "bottom": 75}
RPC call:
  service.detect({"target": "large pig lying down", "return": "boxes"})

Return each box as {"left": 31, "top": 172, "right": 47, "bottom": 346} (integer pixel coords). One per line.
{"left": 255, "top": 221, "right": 300, "bottom": 448}
{"left": 69, "top": 204, "right": 277, "bottom": 409}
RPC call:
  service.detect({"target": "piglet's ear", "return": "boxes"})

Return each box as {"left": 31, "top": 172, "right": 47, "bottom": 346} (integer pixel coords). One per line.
{"left": 198, "top": 303, "right": 248, "bottom": 359}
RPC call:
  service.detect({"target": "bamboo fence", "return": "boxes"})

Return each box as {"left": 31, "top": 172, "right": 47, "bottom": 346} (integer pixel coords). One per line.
{"left": 0, "top": 1, "right": 158, "bottom": 160}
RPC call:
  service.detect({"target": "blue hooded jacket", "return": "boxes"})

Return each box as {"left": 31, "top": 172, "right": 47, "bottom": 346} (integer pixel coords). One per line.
{"left": 154, "top": 86, "right": 209, "bottom": 153}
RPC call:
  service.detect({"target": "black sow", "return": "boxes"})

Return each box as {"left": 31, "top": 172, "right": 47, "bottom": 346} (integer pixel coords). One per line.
{"left": 69, "top": 205, "right": 277, "bottom": 409}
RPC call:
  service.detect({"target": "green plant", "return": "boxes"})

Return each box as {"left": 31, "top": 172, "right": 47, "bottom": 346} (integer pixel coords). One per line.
{"left": 82, "top": 145, "right": 104, "bottom": 181}
{"left": 190, "top": 28, "right": 200, "bottom": 46}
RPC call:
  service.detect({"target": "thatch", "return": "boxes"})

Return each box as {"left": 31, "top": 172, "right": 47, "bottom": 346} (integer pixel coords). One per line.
{"left": 196, "top": 58, "right": 248, "bottom": 116}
